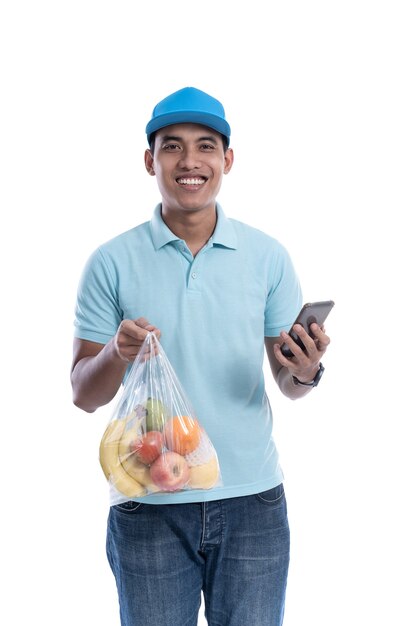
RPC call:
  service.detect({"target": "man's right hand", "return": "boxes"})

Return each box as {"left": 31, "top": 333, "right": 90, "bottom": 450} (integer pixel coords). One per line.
{"left": 113, "top": 317, "right": 161, "bottom": 362}
{"left": 71, "top": 317, "right": 161, "bottom": 412}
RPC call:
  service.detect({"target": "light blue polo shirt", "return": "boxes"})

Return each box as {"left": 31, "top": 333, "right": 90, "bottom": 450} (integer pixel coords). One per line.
{"left": 74, "top": 204, "right": 302, "bottom": 504}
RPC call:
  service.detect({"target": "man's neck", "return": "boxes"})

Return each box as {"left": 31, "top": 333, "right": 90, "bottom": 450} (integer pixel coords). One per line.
{"left": 161, "top": 205, "right": 217, "bottom": 256}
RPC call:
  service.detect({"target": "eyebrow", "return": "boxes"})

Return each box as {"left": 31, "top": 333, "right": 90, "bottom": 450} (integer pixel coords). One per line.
{"left": 160, "top": 134, "right": 219, "bottom": 144}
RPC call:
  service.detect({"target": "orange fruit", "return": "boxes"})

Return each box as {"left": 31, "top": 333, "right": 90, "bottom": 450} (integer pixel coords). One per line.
{"left": 163, "top": 415, "right": 201, "bottom": 456}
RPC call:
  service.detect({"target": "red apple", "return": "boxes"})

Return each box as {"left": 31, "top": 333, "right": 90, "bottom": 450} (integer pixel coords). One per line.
{"left": 150, "top": 451, "right": 190, "bottom": 492}
{"left": 130, "top": 431, "right": 163, "bottom": 465}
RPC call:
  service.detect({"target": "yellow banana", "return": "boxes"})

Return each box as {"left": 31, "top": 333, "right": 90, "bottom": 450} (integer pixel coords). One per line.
{"left": 99, "top": 418, "right": 146, "bottom": 498}
{"left": 99, "top": 419, "right": 125, "bottom": 480}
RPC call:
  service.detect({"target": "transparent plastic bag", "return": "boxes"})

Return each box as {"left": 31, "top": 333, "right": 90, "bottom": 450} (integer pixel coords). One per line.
{"left": 99, "top": 332, "right": 221, "bottom": 505}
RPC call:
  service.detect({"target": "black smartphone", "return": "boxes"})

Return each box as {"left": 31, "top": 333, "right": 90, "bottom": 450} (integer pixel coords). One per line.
{"left": 280, "top": 300, "right": 335, "bottom": 358}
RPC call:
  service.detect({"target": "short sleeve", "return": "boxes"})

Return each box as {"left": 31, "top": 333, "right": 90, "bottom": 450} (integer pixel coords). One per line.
{"left": 264, "top": 244, "right": 303, "bottom": 337}
{"left": 73, "top": 247, "right": 123, "bottom": 344}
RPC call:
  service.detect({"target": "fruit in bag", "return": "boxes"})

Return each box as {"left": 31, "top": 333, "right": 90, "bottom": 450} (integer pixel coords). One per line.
{"left": 130, "top": 431, "right": 164, "bottom": 464}
{"left": 118, "top": 423, "right": 159, "bottom": 492}
{"left": 150, "top": 451, "right": 190, "bottom": 491}
{"left": 188, "top": 457, "right": 219, "bottom": 489}
{"left": 99, "top": 419, "right": 146, "bottom": 497}
{"left": 163, "top": 415, "right": 201, "bottom": 455}
{"left": 99, "top": 333, "right": 221, "bottom": 501}
{"left": 134, "top": 397, "right": 167, "bottom": 432}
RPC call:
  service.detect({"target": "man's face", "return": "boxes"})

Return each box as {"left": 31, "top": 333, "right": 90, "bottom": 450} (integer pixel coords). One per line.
{"left": 144, "top": 123, "right": 233, "bottom": 215}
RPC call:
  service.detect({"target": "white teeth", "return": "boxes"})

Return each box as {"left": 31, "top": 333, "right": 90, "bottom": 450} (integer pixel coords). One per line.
{"left": 177, "top": 178, "right": 205, "bottom": 185}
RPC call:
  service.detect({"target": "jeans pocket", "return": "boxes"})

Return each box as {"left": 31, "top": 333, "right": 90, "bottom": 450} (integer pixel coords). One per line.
{"left": 255, "top": 483, "right": 285, "bottom": 505}
{"left": 113, "top": 500, "right": 144, "bottom": 514}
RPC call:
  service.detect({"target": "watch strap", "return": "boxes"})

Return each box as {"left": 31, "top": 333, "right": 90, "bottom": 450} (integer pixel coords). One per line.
{"left": 292, "top": 362, "right": 325, "bottom": 387}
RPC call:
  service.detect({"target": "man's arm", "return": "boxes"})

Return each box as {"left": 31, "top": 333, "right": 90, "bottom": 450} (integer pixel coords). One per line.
{"left": 265, "top": 323, "right": 331, "bottom": 400}
{"left": 71, "top": 318, "right": 160, "bottom": 413}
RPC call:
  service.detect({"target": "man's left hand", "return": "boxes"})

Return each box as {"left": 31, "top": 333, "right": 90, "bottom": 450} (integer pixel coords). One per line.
{"left": 273, "top": 323, "right": 331, "bottom": 383}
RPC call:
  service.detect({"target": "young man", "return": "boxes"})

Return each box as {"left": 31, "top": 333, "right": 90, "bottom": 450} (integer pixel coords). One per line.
{"left": 72, "top": 86, "right": 331, "bottom": 626}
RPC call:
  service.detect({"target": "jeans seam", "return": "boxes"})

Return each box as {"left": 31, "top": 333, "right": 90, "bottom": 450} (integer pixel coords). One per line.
{"left": 200, "top": 502, "right": 206, "bottom": 550}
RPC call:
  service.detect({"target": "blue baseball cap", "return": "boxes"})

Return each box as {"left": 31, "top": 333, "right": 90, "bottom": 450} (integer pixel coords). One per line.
{"left": 146, "top": 87, "right": 231, "bottom": 147}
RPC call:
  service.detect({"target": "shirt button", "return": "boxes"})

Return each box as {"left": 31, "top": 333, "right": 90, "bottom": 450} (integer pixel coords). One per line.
{"left": 191, "top": 272, "right": 197, "bottom": 279}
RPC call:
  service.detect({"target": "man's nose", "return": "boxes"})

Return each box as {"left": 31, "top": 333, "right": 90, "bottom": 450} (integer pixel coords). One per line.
{"left": 178, "top": 149, "right": 201, "bottom": 169}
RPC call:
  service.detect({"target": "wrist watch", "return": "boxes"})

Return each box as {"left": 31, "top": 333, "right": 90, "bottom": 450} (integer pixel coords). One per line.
{"left": 292, "top": 362, "right": 325, "bottom": 387}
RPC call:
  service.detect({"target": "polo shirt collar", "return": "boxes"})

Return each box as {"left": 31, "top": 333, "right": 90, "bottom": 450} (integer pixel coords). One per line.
{"left": 150, "top": 203, "right": 237, "bottom": 251}
{"left": 150, "top": 204, "right": 180, "bottom": 250}
{"left": 211, "top": 204, "right": 237, "bottom": 249}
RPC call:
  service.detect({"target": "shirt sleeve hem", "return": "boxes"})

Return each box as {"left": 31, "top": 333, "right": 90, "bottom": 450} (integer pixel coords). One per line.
{"left": 74, "top": 329, "right": 111, "bottom": 345}
{"left": 264, "top": 323, "right": 293, "bottom": 337}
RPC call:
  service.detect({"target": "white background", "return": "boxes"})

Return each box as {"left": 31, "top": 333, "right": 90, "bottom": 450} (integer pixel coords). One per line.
{"left": 1, "top": 1, "right": 416, "bottom": 624}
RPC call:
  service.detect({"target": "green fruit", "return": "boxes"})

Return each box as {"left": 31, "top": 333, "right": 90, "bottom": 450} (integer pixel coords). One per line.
{"left": 145, "top": 397, "right": 166, "bottom": 432}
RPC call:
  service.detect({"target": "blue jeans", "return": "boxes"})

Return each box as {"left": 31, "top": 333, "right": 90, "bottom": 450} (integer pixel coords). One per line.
{"left": 106, "top": 483, "right": 290, "bottom": 626}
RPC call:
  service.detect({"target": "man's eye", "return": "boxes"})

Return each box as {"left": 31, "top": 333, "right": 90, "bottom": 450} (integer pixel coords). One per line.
{"left": 163, "top": 144, "right": 180, "bottom": 151}
{"left": 200, "top": 144, "right": 215, "bottom": 150}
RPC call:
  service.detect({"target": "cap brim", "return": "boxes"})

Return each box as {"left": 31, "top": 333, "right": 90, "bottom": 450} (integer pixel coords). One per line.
{"left": 146, "top": 111, "right": 230, "bottom": 146}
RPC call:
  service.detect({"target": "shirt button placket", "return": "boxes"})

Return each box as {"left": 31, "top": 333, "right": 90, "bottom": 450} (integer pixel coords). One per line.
{"left": 188, "top": 262, "right": 201, "bottom": 291}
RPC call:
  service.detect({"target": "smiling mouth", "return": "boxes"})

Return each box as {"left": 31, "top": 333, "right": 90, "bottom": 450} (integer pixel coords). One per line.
{"left": 176, "top": 177, "right": 207, "bottom": 187}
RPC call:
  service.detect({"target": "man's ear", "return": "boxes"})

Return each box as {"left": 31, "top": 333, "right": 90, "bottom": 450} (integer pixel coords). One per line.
{"left": 144, "top": 149, "right": 155, "bottom": 175}
{"left": 223, "top": 148, "right": 234, "bottom": 174}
